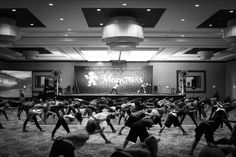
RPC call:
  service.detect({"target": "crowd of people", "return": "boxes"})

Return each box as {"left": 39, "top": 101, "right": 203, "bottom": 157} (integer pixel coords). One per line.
{"left": 1, "top": 91, "right": 236, "bottom": 157}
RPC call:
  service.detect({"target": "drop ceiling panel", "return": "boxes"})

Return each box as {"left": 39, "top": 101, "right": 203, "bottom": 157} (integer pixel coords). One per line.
{"left": 152, "top": 47, "right": 180, "bottom": 60}
{"left": 0, "top": 0, "right": 235, "bottom": 62}
{"left": 82, "top": 8, "right": 166, "bottom": 27}
{"left": 59, "top": 47, "right": 85, "bottom": 60}
{"left": 198, "top": 9, "right": 236, "bottom": 28}
{"left": 0, "top": 8, "right": 46, "bottom": 27}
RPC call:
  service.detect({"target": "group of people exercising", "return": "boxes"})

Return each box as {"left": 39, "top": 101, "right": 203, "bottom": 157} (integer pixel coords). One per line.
{"left": 1, "top": 91, "right": 236, "bottom": 157}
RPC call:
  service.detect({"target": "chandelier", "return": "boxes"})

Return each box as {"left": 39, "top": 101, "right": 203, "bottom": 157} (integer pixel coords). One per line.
{"left": 197, "top": 51, "right": 214, "bottom": 60}
{"left": 223, "top": 19, "right": 236, "bottom": 49}
{"left": 0, "top": 17, "right": 20, "bottom": 47}
{"left": 102, "top": 16, "right": 144, "bottom": 51}
{"left": 22, "top": 50, "right": 39, "bottom": 59}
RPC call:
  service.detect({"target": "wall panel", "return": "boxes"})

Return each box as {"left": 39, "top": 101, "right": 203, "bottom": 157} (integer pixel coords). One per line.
{"left": 6, "top": 61, "right": 226, "bottom": 98}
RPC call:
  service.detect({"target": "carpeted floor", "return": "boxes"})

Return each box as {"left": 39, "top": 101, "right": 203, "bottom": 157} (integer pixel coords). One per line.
{"left": 0, "top": 110, "right": 234, "bottom": 157}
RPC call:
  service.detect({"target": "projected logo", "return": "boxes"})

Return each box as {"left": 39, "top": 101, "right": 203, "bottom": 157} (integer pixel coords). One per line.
{"left": 75, "top": 66, "right": 153, "bottom": 94}
{"left": 84, "top": 71, "right": 98, "bottom": 87}
{"left": 101, "top": 74, "right": 143, "bottom": 84}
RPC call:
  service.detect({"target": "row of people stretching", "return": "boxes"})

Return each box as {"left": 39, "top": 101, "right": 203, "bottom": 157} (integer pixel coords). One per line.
{"left": 47, "top": 96, "right": 236, "bottom": 157}
{"left": 1, "top": 96, "right": 236, "bottom": 157}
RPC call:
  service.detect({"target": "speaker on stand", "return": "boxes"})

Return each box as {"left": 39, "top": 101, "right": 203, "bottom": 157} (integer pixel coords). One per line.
{"left": 153, "top": 85, "right": 158, "bottom": 94}
{"left": 192, "top": 79, "right": 196, "bottom": 98}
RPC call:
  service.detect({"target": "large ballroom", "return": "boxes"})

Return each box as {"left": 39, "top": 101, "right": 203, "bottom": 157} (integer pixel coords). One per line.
{"left": 0, "top": 0, "right": 236, "bottom": 157}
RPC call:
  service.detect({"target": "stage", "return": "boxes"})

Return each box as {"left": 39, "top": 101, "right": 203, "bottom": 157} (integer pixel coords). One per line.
{"left": 57, "top": 93, "right": 184, "bottom": 101}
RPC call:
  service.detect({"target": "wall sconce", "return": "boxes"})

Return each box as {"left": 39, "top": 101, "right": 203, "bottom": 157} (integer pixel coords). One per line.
{"left": 212, "top": 85, "right": 216, "bottom": 89}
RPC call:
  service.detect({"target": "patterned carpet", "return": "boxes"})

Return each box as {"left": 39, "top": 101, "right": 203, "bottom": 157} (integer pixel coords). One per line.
{"left": 0, "top": 110, "right": 234, "bottom": 157}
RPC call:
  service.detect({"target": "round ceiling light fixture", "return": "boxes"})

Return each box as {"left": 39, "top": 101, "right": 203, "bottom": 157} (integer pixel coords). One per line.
{"left": 22, "top": 50, "right": 39, "bottom": 60}
{"left": 0, "top": 17, "right": 20, "bottom": 47}
{"left": 102, "top": 16, "right": 144, "bottom": 51}
{"left": 223, "top": 19, "right": 236, "bottom": 49}
{"left": 197, "top": 51, "right": 214, "bottom": 60}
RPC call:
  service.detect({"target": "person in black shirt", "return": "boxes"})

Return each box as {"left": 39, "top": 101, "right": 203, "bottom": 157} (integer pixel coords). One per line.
{"left": 22, "top": 100, "right": 46, "bottom": 132}
{"left": 198, "top": 124, "right": 236, "bottom": 157}
{"left": 118, "top": 109, "right": 146, "bottom": 135}
{"left": 159, "top": 107, "right": 187, "bottom": 135}
{"left": 111, "top": 136, "right": 160, "bottom": 157}
{"left": 16, "top": 89, "right": 26, "bottom": 120}
{"left": 51, "top": 112, "right": 82, "bottom": 140}
{"left": 49, "top": 133, "right": 89, "bottom": 157}
{"left": 19, "top": 89, "right": 25, "bottom": 102}
{"left": 189, "top": 110, "right": 235, "bottom": 155}
{"left": 122, "top": 118, "right": 154, "bottom": 148}
{"left": 213, "top": 90, "right": 220, "bottom": 101}
{"left": 179, "top": 101, "right": 198, "bottom": 127}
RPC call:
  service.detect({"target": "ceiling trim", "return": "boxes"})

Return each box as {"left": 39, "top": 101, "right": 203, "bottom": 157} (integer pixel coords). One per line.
{"left": 13, "top": 37, "right": 228, "bottom": 48}
{"left": 4, "top": 60, "right": 228, "bottom": 63}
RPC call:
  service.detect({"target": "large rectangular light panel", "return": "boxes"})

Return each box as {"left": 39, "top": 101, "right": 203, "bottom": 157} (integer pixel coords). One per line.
{"left": 81, "top": 50, "right": 110, "bottom": 61}
{"left": 125, "top": 51, "right": 157, "bottom": 61}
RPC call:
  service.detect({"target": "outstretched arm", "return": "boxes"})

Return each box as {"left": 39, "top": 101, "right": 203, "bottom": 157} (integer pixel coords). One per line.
{"left": 63, "top": 114, "right": 75, "bottom": 119}
{"left": 223, "top": 119, "right": 236, "bottom": 123}
{"left": 207, "top": 141, "right": 218, "bottom": 148}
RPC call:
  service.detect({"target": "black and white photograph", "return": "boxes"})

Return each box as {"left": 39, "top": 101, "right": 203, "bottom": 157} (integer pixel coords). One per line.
{"left": 0, "top": 0, "right": 236, "bottom": 157}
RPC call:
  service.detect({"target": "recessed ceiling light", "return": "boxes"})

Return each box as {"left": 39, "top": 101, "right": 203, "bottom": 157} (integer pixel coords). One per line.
{"left": 100, "top": 23, "right": 103, "bottom": 26}
{"left": 49, "top": 3, "right": 53, "bottom": 6}
{"left": 12, "top": 9, "right": 16, "bottom": 12}
{"left": 30, "top": 23, "right": 34, "bottom": 26}
{"left": 60, "top": 18, "right": 64, "bottom": 21}
{"left": 181, "top": 18, "right": 185, "bottom": 22}
{"left": 122, "top": 3, "right": 127, "bottom": 6}
{"left": 229, "top": 10, "right": 234, "bottom": 13}
{"left": 65, "top": 34, "right": 68, "bottom": 36}
{"left": 195, "top": 4, "right": 200, "bottom": 7}
{"left": 97, "top": 8, "right": 101, "bottom": 11}
{"left": 68, "top": 28, "right": 71, "bottom": 31}
{"left": 147, "top": 9, "right": 151, "bottom": 12}
{"left": 209, "top": 24, "right": 213, "bottom": 27}
{"left": 181, "top": 35, "right": 184, "bottom": 37}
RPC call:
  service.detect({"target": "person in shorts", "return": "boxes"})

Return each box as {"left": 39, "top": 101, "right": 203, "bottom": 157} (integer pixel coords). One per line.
{"left": 159, "top": 107, "right": 187, "bottom": 135}
{"left": 122, "top": 117, "right": 154, "bottom": 148}
{"left": 85, "top": 110, "right": 115, "bottom": 143}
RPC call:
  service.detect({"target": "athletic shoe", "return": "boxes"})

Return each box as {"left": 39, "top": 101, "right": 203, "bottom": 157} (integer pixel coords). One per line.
{"left": 105, "top": 140, "right": 111, "bottom": 144}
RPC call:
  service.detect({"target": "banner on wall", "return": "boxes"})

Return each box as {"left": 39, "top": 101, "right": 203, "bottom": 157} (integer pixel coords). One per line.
{"left": 74, "top": 66, "right": 153, "bottom": 94}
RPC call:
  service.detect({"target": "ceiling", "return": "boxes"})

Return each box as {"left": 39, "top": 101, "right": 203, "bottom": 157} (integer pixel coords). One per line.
{"left": 0, "top": 0, "right": 236, "bottom": 62}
